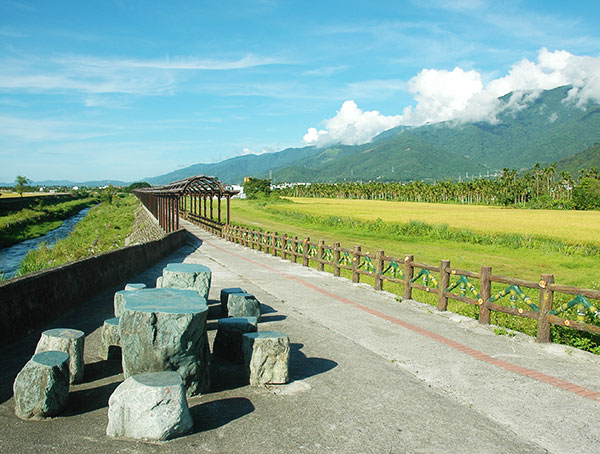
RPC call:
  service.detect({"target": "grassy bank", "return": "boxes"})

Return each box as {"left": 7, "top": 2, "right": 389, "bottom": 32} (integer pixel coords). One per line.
{"left": 17, "top": 195, "right": 138, "bottom": 276}
{"left": 0, "top": 196, "right": 99, "bottom": 249}
{"left": 229, "top": 198, "right": 600, "bottom": 353}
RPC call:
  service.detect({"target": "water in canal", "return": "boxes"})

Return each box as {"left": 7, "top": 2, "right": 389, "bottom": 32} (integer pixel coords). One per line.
{"left": 0, "top": 207, "right": 92, "bottom": 279}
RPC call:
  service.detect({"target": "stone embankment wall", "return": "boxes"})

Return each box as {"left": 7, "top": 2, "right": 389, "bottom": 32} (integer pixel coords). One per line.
{"left": 125, "top": 204, "right": 166, "bottom": 245}
{"left": 0, "top": 229, "right": 188, "bottom": 347}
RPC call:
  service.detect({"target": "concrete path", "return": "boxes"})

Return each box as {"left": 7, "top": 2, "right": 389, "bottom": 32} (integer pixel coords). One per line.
{"left": 1, "top": 221, "right": 600, "bottom": 453}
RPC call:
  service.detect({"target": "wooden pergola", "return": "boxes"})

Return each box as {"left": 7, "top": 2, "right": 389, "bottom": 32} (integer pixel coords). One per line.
{"left": 134, "top": 175, "right": 239, "bottom": 233}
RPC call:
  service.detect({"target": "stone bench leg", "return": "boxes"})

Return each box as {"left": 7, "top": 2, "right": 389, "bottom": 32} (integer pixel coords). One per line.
{"left": 13, "top": 351, "right": 70, "bottom": 419}
{"left": 213, "top": 317, "right": 258, "bottom": 363}
{"left": 35, "top": 328, "right": 85, "bottom": 384}
{"left": 242, "top": 331, "right": 290, "bottom": 385}
{"left": 107, "top": 371, "right": 193, "bottom": 441}
{"left": 101, "top": 318, "right": 121, "bottom": 360}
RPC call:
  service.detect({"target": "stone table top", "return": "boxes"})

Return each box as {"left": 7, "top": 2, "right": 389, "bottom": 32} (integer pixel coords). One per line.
{"left": 123, "top": 288, "right": 208, "bottom": 315}
{"left": 164, "top": 263, "right": 211, "bottom": 274}
{"left": 41, "top": 328, "right": 84, "bottom": 339}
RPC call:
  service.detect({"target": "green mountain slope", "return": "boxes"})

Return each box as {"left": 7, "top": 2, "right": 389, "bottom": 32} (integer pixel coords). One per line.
{"left": 404, "top": 86, "right": 600, "bottom": 169}
{"left": 146, "top": 146, "right": 320, "bottom": 185}
{"left": 555, "top": 143, "right": 600, "bottom": 178}
{"left": 263, "top": 136, "right": 487, "bottom": 182}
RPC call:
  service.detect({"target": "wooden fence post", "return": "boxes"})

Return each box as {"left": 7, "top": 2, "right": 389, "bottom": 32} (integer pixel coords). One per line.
{"left": 272, "top": 232, "right": 278, "bottom": 257}
{"left": 333, "top": 242, "right": 341, "bottom": 277}
{"left": 438, "top": 260, "right": 450, "bottom": 311}
{"left": 318, "top": 240, "right": 325, "bottom": 271}
{"left": 537, "top": 274, "right": 555, "bottom": 342}
{"left": 478, "top": 266, "right": 492, "bottom": 324}
{"left": 403, "top": 254, "right": 414, "bottom": 300}
{"left": 352, "top": 245, "right": 361, "bottom": 283}
{"left": 281, "top": 234, "right": 288, "bottom": 260}
{"left": 292, "top": 236, "right": 298, "bottom": 263}
{"left": 375, "top": 250, "right": 384, "bottom": 291}
{"left": 302, "top": 237, "right": 310, "bottom": 266}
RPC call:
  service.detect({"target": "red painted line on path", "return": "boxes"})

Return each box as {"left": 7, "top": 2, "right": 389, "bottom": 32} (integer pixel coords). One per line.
{"left": 193, "top": 229, "right": 600, "bottom": 402}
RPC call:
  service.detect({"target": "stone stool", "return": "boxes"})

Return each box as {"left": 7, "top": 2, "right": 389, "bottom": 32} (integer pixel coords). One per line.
{"left": 35, "top": 328, "right": 84, "bottom": 384}
{"left": 101, "top": 317, "right": 121, "bottom": 360}
{"left": 242, "top": 331, "right": 290, "bottom": 385}
{"left": 157, "top": 263, "right": 212, "bottom": 298}
{"left": 227, "top": 292, "right": 261, "bottom": 320}
{"left": 220, "top": 287, "right": 246, "bottom": 316}
{"left": 114, "top": 283, "right": 147, "bottom": 318}
{"left": 13, "top": 351, "right": 70, "bottom": 419}
{"left": 107, "top": 371, "right": 193, "bottom": 441}
{"left": 213, "top": 317, "right": 258, "bottom": 363}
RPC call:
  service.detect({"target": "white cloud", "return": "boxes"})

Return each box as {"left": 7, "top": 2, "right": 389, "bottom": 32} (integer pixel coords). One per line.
{"left": 303, "top": 48, "right": 600, "bottom": 147}
{"left": 239, "top": 146, "right": 272, "bottom": 156}
{"left": 303, "top": 100, "right": 402, "bottom": 147}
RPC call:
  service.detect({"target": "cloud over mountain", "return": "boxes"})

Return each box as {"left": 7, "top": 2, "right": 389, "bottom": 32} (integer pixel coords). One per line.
{"left": 304, "top": 48, "right": 600, "bottom": 147}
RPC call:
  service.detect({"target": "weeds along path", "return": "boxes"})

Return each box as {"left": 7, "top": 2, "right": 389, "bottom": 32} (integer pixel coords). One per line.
{"left": 16, "top": 195, "right": 138, "bottom": 276}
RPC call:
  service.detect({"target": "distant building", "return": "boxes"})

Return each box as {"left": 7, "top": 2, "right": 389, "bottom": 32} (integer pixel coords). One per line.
{"left": 228, "top": 184, "right": 245, "bottom": 199}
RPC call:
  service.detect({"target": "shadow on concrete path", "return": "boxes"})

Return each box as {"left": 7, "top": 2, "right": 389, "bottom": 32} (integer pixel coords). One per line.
{"left": 289, "top": 343, "right": 338, "bottom": 381}
{"left": 63, "top": 380, "right": 120, "bottom": 416}
{"left": 190, "top": 397, "right": 255, "bottom": 433}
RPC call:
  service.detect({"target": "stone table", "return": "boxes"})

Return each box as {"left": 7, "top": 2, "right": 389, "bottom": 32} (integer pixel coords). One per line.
{"left": 157, "top": 263, "right": 211, "bottom": 299}
{"left": 119, "top": 288, "right": 210, "bottom": 396}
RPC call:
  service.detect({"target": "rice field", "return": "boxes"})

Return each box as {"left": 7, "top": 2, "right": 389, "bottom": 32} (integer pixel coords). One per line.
{"left": 229, "top": 198, "right": 600, "bottom": 288}
{"left": 273, "top": 198, "right": 600, "bottom": 245}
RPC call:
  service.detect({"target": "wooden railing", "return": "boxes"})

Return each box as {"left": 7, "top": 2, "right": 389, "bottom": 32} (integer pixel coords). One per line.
{"left": 222, "top": 224, "right": 600, "bottom": 343}
{"left": 181, "top": 212, "right": 224, "bottom": 236}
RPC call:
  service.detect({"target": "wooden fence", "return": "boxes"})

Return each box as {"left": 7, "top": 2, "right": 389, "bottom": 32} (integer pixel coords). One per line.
{"left": 220, "top": 224, "right": 600, "bottom": 344}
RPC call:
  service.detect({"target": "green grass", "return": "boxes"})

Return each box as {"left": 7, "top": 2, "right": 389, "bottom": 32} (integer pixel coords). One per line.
{"left": 0, "top": 197, "right": 99, "bottom": 249}
{"left": 228, "top": 198, "right": 600, "bottom": 354}
{"left": 17, "top": 195, "right": 138, "bottom": 276}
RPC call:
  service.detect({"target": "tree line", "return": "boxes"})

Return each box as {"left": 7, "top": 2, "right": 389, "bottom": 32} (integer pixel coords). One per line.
{"left": 273, "top": 164, "right": 600, "bottom": 210}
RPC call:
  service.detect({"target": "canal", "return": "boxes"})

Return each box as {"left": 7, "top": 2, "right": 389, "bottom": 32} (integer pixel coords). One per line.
{"left": 0, "top": 207, "right": 92, "bottom": 279}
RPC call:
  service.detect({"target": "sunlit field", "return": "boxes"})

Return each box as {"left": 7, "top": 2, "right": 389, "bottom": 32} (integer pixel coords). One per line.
{"left": 229, "top": 198, "right": 600, "bottom": 289}
{"left": 274, "top": 197, "right": 600, "bottom": 245}
{"left": 0, "top": 192, "right": 56, "bottom": 198}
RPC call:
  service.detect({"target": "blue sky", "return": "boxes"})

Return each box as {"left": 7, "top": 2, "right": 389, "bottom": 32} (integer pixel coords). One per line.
{"left": 1, "top": 0, "right": 600, "bottom": 183}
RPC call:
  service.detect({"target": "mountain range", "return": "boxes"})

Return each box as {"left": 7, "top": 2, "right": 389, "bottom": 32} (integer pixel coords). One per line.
{"left": 146, "top": 85, "right": 600, "bottom": 185}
